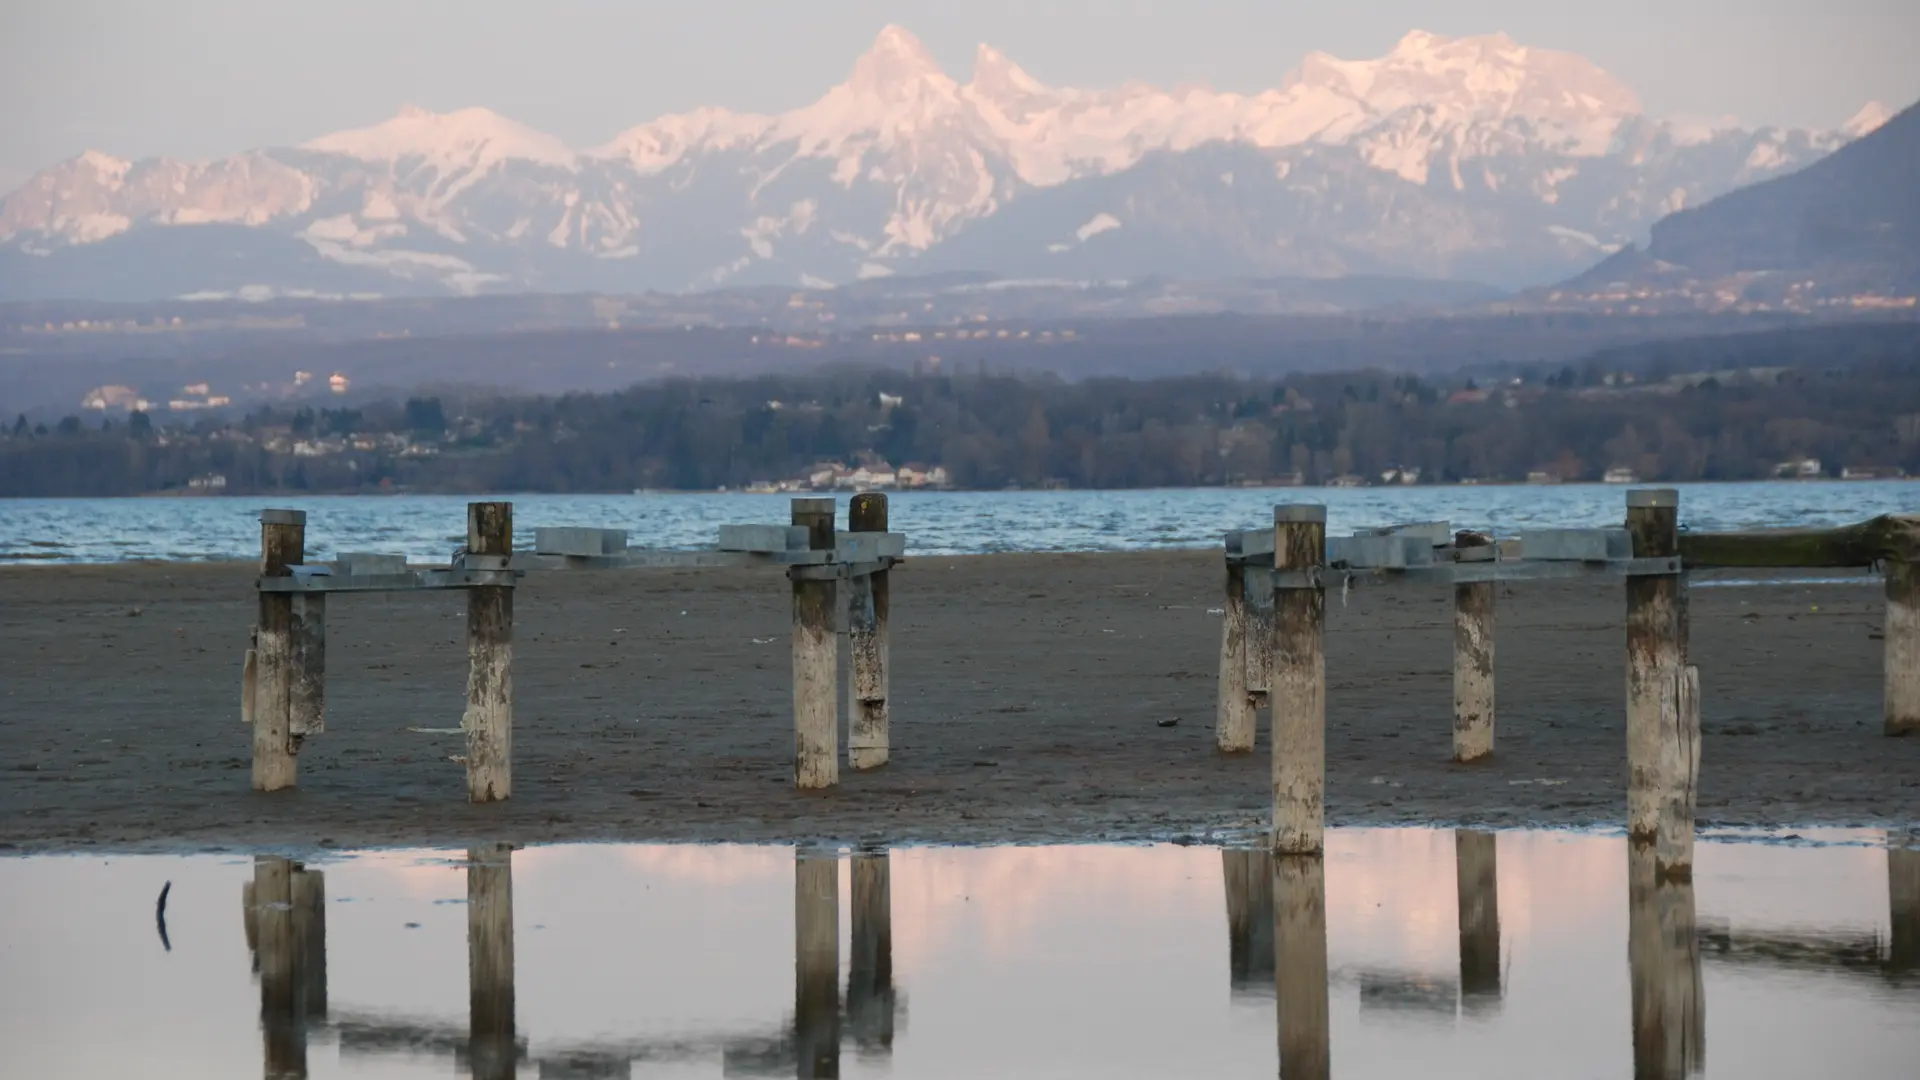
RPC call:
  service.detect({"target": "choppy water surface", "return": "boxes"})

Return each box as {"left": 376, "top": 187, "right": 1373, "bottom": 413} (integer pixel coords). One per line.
{"left": 2, "top": 829, "right": 1915, "bottom": 1078}
{"left": 0, "top": 480, "right": 1915, "bottom": 564}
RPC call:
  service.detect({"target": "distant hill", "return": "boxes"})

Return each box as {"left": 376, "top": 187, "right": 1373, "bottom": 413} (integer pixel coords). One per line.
{"left": 1566, "top": 99, "right": 1920, "bottom": 296}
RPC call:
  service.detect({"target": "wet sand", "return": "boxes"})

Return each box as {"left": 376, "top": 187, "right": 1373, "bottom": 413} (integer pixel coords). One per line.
{"left": 1, "top": 553, "right": 1913, "bottom": 853}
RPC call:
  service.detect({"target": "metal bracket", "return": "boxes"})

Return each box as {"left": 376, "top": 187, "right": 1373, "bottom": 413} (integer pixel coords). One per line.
{"left": 1622, "top": 556, "right": 1684, "bottom": 577}
{"left": 1271, "top": 567, "right": 1325, "bottom": 590}
{"left": 459, "top": 553, "right": 513, "bottom": 572}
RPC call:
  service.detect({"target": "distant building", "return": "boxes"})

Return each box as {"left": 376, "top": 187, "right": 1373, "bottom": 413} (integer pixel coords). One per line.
{"left": 1772, "top": 458, "right": 1823, "bottom": 479}
{"left": 1602, "top": 466, "right": 1639, "bottom": 484}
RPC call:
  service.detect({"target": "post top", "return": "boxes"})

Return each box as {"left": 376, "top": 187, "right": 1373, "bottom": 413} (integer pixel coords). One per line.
{"left": 1626, "top": 489, "right": 1679, "bottom": 508}
{"left": 259, "top": 509, "right": 306, "bottom": 526}
{"left": 1274, "top": 504, "right": 1328, "bottom": 524}
{"left": 791, "top": 497, "right": 836, "bottom": 513}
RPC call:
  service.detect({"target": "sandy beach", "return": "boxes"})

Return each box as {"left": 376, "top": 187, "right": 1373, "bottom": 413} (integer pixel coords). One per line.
{"left": 1, "top": 552, "right": 1912, "bottom": 853}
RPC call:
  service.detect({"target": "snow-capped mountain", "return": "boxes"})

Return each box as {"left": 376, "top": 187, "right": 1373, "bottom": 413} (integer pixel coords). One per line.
{"left": 0, "top": 26, "right": 1889, "bottom": 301}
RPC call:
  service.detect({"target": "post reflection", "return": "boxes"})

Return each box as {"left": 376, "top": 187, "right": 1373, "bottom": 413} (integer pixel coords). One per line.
{"left": 1891, "top": 845, "right": 1919, "bottom": 977}
{"left": 794, "top": 847, "right": 841, "bottom": 1078}
{"left": 467, "top": 842, "right": 517, "bottom": 1080}
{"left": 1628, "top": 843, "right": 1706, "bottom": 1080}
{"left": 847, "top": 849, "right": 898, "bottom": 1055}
{"left": 241, "top": 857, "right": 327, "bottom": 1079}
{"left": 1222, "top": 849, "right": 1275, "bottom": 996}
{"left": 1455, "top": 829, "right": 1503, "bottom": 1013}
{"left": 724, "top": 847, "right": 906, "bottom": 1077}
{"left": 1273, "top": 855, "right": 1330, "bottom": 1080}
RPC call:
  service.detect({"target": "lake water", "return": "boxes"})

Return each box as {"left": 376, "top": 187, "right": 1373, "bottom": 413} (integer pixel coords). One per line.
{"left": 1, "top": 480, "right": 1916, "bottom": 564}
{"left": 3, "top": 829, "right": 1915, "bottom": 1078}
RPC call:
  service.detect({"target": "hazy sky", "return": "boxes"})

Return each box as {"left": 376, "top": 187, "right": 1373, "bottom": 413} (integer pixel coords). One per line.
{"left": 3, "top": 0, "right": 1916, "bottom": 191}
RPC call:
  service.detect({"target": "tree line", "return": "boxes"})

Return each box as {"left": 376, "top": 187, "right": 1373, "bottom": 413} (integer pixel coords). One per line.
{"left": 4, "top": 326, "right": 1918, "bottom": 497}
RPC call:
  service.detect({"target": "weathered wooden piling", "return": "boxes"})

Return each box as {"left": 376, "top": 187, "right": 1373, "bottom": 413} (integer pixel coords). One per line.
{"left": 242, "top": 629, "right": 258, "bottom": 727}
{"left": 1655, "top": 665, "right": 1703, "bottom": 881}
{"left": 848, "top": 493, "right": 891, "bottom": 770}
{"left": 251, "top": 856, "right": 305, "bottom": 1078}
{"left": 1891, "top": 844, "right": 1919, "bottom": 974}
{"left": 1273, "top": 855, "right": 1331, "bottom": 1080}
{"left": 1626, "top": 489, "right": 1683, "bottom": 844}
{"left": 467, "top": 842, "right": 516, "bottom": 1080}
{"left": 253, "top": 510, "right": 305, "bottom": 792}
{"left": 1628, "top": 844, "right": 1705, "bottom": 1080}
{"left": 848, "top": 849, "right": 896, "bottom": 1054}
{"left": 291, "top": 595, "right": 326, "bottom": 739}
{"left": 1216, "top": 558, "right": 1257, "bottom": 752}
{"left": 795, "top": 848, "right": 841, "bottom": 1078}
{"left": 1222, "top": 848, "right": 1275, "bottom": 992}
{"left": 1272, "top": 504, "right": 1328, "bottom": 855}
{"left": 1888, "top": 556, "right": 1919, "bottom": 737}
{"left": 1452, "top": 532, "right": 1496, "bottom": 763}
{"left": 464, "top": 502, "right": 514, "bottom": 803}
{"left": 791, "top": 498, "right": 839, "bottom": 790}
{"left": 1247, "top": 567, "right": 1275, "bottom": 714}
{"left": 1455, "top": 830, "right": 1502, "bottom": 1009}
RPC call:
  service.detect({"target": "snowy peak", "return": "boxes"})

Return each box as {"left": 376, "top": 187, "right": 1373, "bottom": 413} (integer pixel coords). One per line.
{"left": 302, "top": 105, "right": 578, "bottom": 170}
{"left": 594, "top": 106, "right": 773, "bottom": 174}
{"left": 1288, "top": 29, "right": 1640, "bottom": 151}
{"left": 1843, "top": 101, "right": 1893, "bottom": 138}
{"left": 968, "top": 43, "right": 1054, "bottom": 108}
{"left": 844, "top": 24, "right": 954, "bottom": 102}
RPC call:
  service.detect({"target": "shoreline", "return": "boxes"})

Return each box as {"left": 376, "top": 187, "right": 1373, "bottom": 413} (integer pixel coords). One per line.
{"left": 2, "top": 552, "right": 1914, "bottom": 855}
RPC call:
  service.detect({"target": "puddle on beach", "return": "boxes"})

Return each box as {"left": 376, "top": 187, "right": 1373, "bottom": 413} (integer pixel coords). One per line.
{"left": 2, "top": 829, "right": 1915, "bottom": 1079}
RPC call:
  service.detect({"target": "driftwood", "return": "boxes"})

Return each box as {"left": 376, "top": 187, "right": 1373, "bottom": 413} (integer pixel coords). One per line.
{"left": 1679, "top": 515, "right": 1920, "bottom": 569}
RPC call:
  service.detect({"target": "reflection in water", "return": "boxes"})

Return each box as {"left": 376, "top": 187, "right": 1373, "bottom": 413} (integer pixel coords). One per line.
{"left": 847, "top": 850, "right": 898, "bottom": 1055}
{"left": 468, "top": 843, "right": 516, "bottom": 1080}
{"left": 1629, "top": 843, "right": 1706, "bottom": 1080}
{"left": 1456, "top": 830, "right": 1502, "bottom": 1013}
{"left": 241, "top": 857, "right": 328, "bottom": 1079}
{"left": 1274, "top": 855, "right": 1330, "bottom": 1080}
{"left": 1222, "top": 849, "right": 1274, "bottom": 995}
{"left": 6, "top": 830, "right": 1912, "bottom": 1078}
{"left": 1894, "top": 848, "right": 1919, "bottom": 977}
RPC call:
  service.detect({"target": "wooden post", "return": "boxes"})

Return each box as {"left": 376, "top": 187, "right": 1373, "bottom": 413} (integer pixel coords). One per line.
{"left": 848, "top": 493, "right": 891, "bottom": 770}
{"left": 1888, "top": 557, "right": 1920, "bottom": 736}
{"left": 1890, "top": 843, "right": 1919, "bottom": 975}
{"left": 1453, "top": 533, "right": 1496, "bottom": 763}
{"left": 291, "top": 595, "right": 326, "bottom": 738}
{"left": 791, "top": 498, "right": 838, "bottom": 790}
{"left": 1222, "top": 848, "right": 1274, "bottom": 993}
{"left": 795, "top": 847, "right": 841, "bottom": 1079}
{"left": 1655, "top": 666, "right": 1702, "bottom": 881}
{"left": 1626, "top": 489, "right": 1682, "bottom": 844}
{"left": 1273, "top": 855, "right": 1330, "bottom": 1080}
{"left": 1454, "top": 830, "right": 1502, "bottom": 1010}
{"left": 1216, "top": 558, "right": 1256, "bottom": 752}
{"left": 1272, "top": 504, "right": 1328, "bottom": 856}
{"left": 848, "top": 848, "right": 896, "bottom": 1054}
{"left": 1246, "top": 567, "right": 1275, "bottom": 715}
{"left": 242, "top": 628, "right": 258, "bottom": 727}
{"left": 465, "top": 502, "right": 514, "bottom": 803}
{"left": 253, "top": 510, "right": 305, "bottom": 792}
{"left": 251, "top": 856, "right": 306, "bottom": 1078}
{"left": 467, "top": 842, "right": 516, "bottom": 1080}
{"left": 1628, "top": 844, "right": 1705, "bottom": 1080}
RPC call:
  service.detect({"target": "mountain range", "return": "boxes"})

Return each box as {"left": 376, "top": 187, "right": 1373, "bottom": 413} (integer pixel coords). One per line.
{"left": 1564, "top": 99, "right": 1919, "bottom": 303}
{"left": 0, "top": 25, "right": 1894, "bottom": 302}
